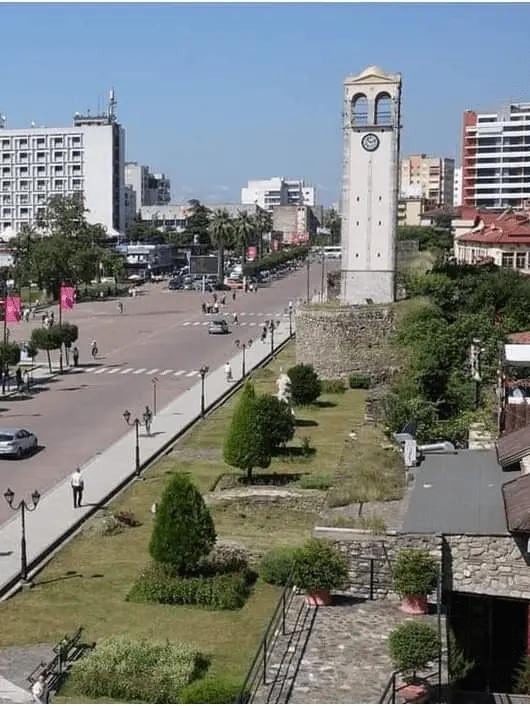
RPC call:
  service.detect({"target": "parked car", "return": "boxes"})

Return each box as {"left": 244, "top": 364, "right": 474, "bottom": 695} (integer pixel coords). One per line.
{"left": 224, "top": 278, "right": 244, "bottom": 290}
{"left": 183, "top": 276, "right": 194, "bottom": 290}
{"left": 208, "top": 319, "right": 230, "bottom": 335}
{"left": 0, "top": 428, "right": 38, "bottom": 458}
{"left": 168, "top": 278, "right": 183, "bottom": 290}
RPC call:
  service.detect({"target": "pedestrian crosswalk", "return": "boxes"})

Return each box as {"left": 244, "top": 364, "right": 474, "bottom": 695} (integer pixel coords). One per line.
{"left": 74, "top": 365, "right": 204, "bottom": 378}
{"left": 180, "top": 312, "right": 285, "bottom": 328}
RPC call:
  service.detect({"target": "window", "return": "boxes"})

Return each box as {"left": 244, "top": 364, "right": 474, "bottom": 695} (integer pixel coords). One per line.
{"left": 351, "top": 93, "right": 368, "bottom": 126}
{"left": 2, "top": 181, "right": 11, "bottom": 190}
{"left": 36, "top": 152, "right": 45, "bottom": 161}
{"left": 54, "top": 165, "right": 63, "bottom": 173}
{"left": 2, "top": 153, "right": 10, "bottom": 161}
{"left": 72, "top": 179, "right": 81, "bottom": 188}
{"left": 2, "top": 195, "right": 11, "bottom": 204}
{"left": 19, "top": 152, "right": 28, "bottom": 160}
{"left": 72, "top": 136, "right": 81, "bottom": 145}
{"left": 37, "top": 166, "right": 45, "bottom": 174}
{"left": 20, "top": 208, "right": 29, "bottom": 216}
{"left": 2, "top": 167, "right": 10, "bottom": 175}
{"left": 36, "top": 138, "right": 45, "bottom": 146}
{"left": 37, "top": 180, "right": 45, "bottom": 190}
{"left": 375, "top": 92, "right": 392, "bottom": 125}
{"left": 72, "top": 150, "right": 81, "bottom": 160}
{"left": 54, "top": 151, "right": 63, "bottom": 160}
{"left": 1, "top": 139, "right": 10, "bottom": 148}
{"left": 19, "top": 167, "right": 28, "bottom": 175}
{"left": 19, "top": 180, "right": 28, "bottom": 190}
{"left": 502, "top": 253, "right": 515, "bottom": 268}
{"left": 517, "top": 253, "right": 527, "bottom": 269}
{"left": 17, "top": 139, "right": 28, "bottom": 148}
{"left": 53, "top": 137, "right": 63, "bottom": 146}
{"left": 2, "top": 208, "right": 11, "bottom": 216}
{"left": 2, "top": 222, "right": 12, "bottom": 229}
{"left": 19, "top": 194, "right": 28, "bottom": 204}
{"left": 72, "top": 164, "right": 81, "bottom": 173}
{"left": 54, "top": 179, "right": 63, "bottom": 189}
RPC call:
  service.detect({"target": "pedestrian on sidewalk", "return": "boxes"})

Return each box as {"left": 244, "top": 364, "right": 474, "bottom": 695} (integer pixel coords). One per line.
{"left": 15, "top": 366, "right": 22, "bottom": 392}
{"left": 31, "top": 675, "right": 48, "bottom": 704}
{"left": 117, "top": 301, "right": 124, "bottom": 315}
{"left": 213, "top": 301, "right": 219, "bottom": 314}
{"left": 221, "top": 295, "right": 226, "bottom": 305}
{"left": 202, "top": 302, "right": 207, "bottom": 314}
{"left": 224, "top": 362, "right": 233, "bottom": 382}
{"left": 232, "top": 312, "right": 239, "bottom": 326}
{"left": 23, "top": 370, "right": 30, "bottom": 393}
{"left": 143, "top": 405, "right": 153, "bottom": 435}
{"left": 213, "top": 292, "right": 218, "bottom": 303}
{"left": 232, "top": 290, "right": 236, "bottom": 302}
{"left": 71, "top": 467, "right": 84, "bottom": 508}
{"left": 42, "top": 313, "right": 47, "bottom": 327}
{"left": 49, "top": 312, "right": 54, "bottom": 326}
{"left": 72, "top": 346, "right": 79, "bottom": 367}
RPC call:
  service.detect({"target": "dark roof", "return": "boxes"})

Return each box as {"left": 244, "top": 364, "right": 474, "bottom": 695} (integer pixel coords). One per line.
{"left": 496, "top": 425, "right": 530, "bottom": 467}
{"left": 502, "top": 473, "right": 530, "bottom": 532}
{"left": 402, "top": 450, "right": 519, "bottom": 535}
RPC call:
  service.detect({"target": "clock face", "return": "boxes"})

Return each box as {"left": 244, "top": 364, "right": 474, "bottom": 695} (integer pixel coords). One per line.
{"left": 361, "top": 133, "right": 380, "bottom": 152}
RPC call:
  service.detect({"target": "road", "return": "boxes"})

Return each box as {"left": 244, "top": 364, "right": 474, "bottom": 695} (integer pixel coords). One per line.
{"left": 0, "top": 262, "right": 329, "bottom": 525}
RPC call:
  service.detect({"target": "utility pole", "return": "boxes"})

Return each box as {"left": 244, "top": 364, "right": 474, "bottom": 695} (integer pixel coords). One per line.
{"left": 306, "top": 256, "right": 310, "bottom": 303}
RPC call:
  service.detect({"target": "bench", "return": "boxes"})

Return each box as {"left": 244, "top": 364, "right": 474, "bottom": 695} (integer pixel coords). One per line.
{"left": 27, "top": 627, "right": 93, "bottom": 696}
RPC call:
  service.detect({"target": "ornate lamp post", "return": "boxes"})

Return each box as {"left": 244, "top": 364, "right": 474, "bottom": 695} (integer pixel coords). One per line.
{"left": 285, "top": 303, "right": 294, "bottom": 337}
{"left": 234, "top": 339, "right": 253, "bottom": 378}
{"left": 199, "top": 365, "right": 209, "bottom": 418}
{"left": 152, "top": 376, "right": 159, "bottom": 416}
{"left": 4, "top": 487, "right": 41, "bottom": 583}
{"left": 123, "top": 407, "right": 153, "bottom": 477}
{"left": 263, "top": 320, "right": 280, "bottom": 355}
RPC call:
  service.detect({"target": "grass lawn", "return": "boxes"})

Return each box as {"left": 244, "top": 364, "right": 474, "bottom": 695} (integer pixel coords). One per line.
{"left": 0, "top": 343, "right": 368, "bottom": 702}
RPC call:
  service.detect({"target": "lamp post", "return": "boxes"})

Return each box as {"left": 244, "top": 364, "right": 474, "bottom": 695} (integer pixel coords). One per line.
{"left": 1, "top": 276, "right": 8, "bottom": 395}
{"left": 235, "top": 339, "right": 253, "bottom": 378}
{"left": 199, "top": 365, "right": 209, "bottom": 418}
{"left": 305, "top": 255, "right": 310, "bottom": 303}
{"left": 4, "top": 487, "right": 40, "bottom": 583}
{"left": 320, "top": 247, "right": 325, "bottom": 302}
{"left": 263, "top": 320, "right": 280, "bottom": 356}
{"left": 123, "top": 408, "right": 152, "bottom": 477}
{"left": 152, "top": 377, "right": 159, "bottom": 416}
{"left": 285, "top": 303, "right": 294, "bottom": 337}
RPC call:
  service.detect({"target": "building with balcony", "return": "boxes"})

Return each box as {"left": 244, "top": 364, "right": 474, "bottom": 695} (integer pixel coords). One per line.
{"left": 397, "top": 197, "right": 433, "bottom": 226}
{"left": 125, "top": 162, "right": 171, "bottom": 210}
{"left": 454, "top": 166, "right": 462, "bottom": 207}
{"left": 241, "top": 177, "right": 315, "bottom": 211}
{"left": 0, "top": 101, "right": 125, "bottom": 240}
{"left": 462, "top": 103, "right": 530, "bottom": 209}
{"left": 400, "top": 154, "right": 455, "bottom": 206}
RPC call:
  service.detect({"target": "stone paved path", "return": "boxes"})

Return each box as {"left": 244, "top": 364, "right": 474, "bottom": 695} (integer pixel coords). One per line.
{"left": 0, "top": 644, "right": 54, "bottom": 703}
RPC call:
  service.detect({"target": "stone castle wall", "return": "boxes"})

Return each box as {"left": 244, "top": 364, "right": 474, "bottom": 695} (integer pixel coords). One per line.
{"left": 295, "top": 304, "right": 396, "bottom": 380}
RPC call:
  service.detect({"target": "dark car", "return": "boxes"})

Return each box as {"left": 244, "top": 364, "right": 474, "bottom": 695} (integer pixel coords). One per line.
{"left": 208, "top": 319, "right": 230, "bottom": 335}
{"left": 168, "top": 278, "right": 183, "bottom": 290}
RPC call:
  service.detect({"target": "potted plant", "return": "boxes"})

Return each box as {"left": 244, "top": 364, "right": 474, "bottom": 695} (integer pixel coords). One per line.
{"left": 292, "top": 539, "right": 349, "bottom": 606}
{"left": 389, "top": 621, "right": 440, "bottom": 703}
{"left": 392, "top": 549, "right": 438, "bottom": 615}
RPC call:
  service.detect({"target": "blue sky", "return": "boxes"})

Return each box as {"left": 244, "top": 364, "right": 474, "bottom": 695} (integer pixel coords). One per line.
{"left": 1, "top": 2, "right": 529, "bottom": 205}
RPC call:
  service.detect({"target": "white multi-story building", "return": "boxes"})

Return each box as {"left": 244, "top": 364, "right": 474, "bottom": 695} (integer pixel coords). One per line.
{"left": 0, "top": 96, "right": 124, "bottom": 240}
{"left": 400, "top": 154, "right": 455, "bottom": 206}
{"left": 453, "top": 166, "right": 463, "bottom": 207}
{"left": 125, "top": 162, "right": 171, "bottom": 209}
{"left": 462, "top": 103, "right": 530, "bottom": 209}
{"left": 241, "top": 177, "right": 315, "bottom": 211}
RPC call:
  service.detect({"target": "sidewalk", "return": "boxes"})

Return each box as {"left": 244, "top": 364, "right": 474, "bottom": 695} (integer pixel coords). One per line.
{"left": 0, "top": 318, "right": 294, "bottom": 597}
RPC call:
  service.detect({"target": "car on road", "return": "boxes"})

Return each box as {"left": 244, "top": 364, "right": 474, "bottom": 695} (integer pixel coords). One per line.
{"left": 224, "top": 278, "right": 244, "bottom": 290}
{"left": 208, "top": 319, "right": 230, "bottom": 335}
{"left": 168, "top": 278, "right": 183, "bottom": 290}
{"left": 0, "top": 428, "right": 38, "bottom": 458}
{"left": 183, "top": 276, "right": 194, "bottom": 290}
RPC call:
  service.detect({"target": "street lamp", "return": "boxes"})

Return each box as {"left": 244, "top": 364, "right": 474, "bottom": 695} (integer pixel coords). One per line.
{"left": 123, "top": 407, "right": 153, "bottom": 478}
{"left": 262, "top": 320, "right": 280, "bottom": 355}
{"left": 234, "top": 339, "right": 253, "bottom": 378}
{"left": 305, "top": 254, "right": 310, "bottom": 303}
{"left": 152, "top": 377, "right": 159, "bottom": 416}
{"left": 199, "top": 365, "right": 209, "bottom": 418}
{"left": 4, "top": 487, "right": 41, "bottom": 583}
{"left": 284, "top": 303, "right": 294, "bottom": 337}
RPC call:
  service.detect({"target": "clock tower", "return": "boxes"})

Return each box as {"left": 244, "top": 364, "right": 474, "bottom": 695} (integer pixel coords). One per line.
{"left": 340, "top": 66, "right": 402, "bottom": 305}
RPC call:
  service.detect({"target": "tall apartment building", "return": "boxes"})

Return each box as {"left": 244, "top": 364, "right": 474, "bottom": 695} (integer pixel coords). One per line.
{"left": 125, "top": 162, "right": 171, "bottom": 209}
{"left": 0, "top": 94, "right": 125, "bottom": 240}
{"left": 241, "top": 177, "right": 315, "bottom": 211}
{"left": 462, "top": 103, "right": 530, "bottom": 209}
{"left": 400, "top": 154, "right": 455, "bottom": 206}
{"left": 453, "top": 166, "right": 463, "bottom": 207}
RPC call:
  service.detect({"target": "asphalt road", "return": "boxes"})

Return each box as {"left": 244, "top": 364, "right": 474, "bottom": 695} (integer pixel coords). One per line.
{"left": 0, "top": 262, "right": 328, "bottom": 525}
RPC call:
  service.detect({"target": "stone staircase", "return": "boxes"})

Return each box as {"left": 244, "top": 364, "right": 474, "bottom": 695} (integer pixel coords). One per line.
{"left": 468, "top": 422, "right": 495, "bottom": 451}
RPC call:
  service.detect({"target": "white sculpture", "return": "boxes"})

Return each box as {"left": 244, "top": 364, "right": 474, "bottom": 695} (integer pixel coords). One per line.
{"left": 276, "top": 367, "right": 292, "bottom": 406}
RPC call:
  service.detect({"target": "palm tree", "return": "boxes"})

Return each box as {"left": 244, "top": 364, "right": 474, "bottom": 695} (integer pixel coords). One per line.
{"left": 234, "top": 211, "right": 256, "bottom": 265}
{"left": 208, "top": 209, "right": 234, "bottom": 284}
{"left": 255, "top": 207, "right": 272, "bottom": 259}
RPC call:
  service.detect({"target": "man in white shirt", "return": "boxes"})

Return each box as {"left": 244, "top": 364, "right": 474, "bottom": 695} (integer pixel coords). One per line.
{"left": 70, "top": 467, "right": 84, "bottom": 508}
{"left": 31, "top": 675, "right": 47, "bottom": 703}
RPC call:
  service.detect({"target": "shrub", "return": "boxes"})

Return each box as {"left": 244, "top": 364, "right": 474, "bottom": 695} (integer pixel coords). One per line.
{"left": 254, "top": 394, "right": 295, "bottom": 452}
{"left": 128, "top": 562, "right": 254, "bottom": 610}
{"left": 223, "top": 381, "right": 271, "bottom": 481}
{"left": 292, "top": 539, "right": 348, "bottom": 592}
{"left": 388, "top": 622, "right": 440, "bottom": 678}
{"left": 113, "top": 509, "right": 141, "bottom": 527}
{"left": 320, "top": 379, "right": 346, "bottom": 394}
{"left": 392, "top": 549, "right": 439, "bottom": 598}
{"left": 298, "top": 473, "right": 333, "bottom": 490}
{"left": 260, "top": 546, "right": 299, "bottom": 586}
{"left": 514, "top": 655, "right": 530, "bottom": 695}
{"left": 287, "top": 364, "right": 321, "bottom": 405}
{"left": 149, "top": 473, "right": 216, "bottom": 574}
{"left": 179, "top": 676, "right": 245, "bottom": 704}
{"left": 349, "top": 373, "right": 371, "bottom": 389}
{"left": 68, "top": 636, "right": 208, "bottom": 703}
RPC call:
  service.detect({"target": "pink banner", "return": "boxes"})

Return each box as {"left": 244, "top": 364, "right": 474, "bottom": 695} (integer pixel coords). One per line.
{"left": 5, "top": 296, "right": 21, "bottom": 323}
{"left": 60, "top": 285, "right": 75, "bottom": 311}
{"left": 246, "top": 246, "right": 257, "bottom": 261}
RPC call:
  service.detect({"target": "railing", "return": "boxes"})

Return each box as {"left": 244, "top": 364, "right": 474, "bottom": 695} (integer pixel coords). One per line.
{"left": 27, "top": 626, "right": 93, "bottom": 695}
{"left": 346, "top": 553, "right": 393, "bottom": 601}
{"left": 236, "top": 574, "right": 298, "bottom": 703}
{"left": 379, "top": 668, "right": 440, "bottom": 704}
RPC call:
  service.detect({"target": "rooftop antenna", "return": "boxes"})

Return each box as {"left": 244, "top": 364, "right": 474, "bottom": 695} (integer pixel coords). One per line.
{"left": 108, "top": 87, "right": 117, "bottom": 120}
{"left": 0, "top": 113, "right": 6, "bottom": 129}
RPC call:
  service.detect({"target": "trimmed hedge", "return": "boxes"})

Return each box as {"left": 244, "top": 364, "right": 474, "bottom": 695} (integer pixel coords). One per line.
{"left": 298, "top": 472, "right": 333, "bottom": 490}
{"left": 260, "top": 546, "right": 299, "bottom": 586}
{"left": 349, "top": 373, "right": 371, "bottom": 389}
{"left": 127, "top": 562, "right": 255, "bottom": 610}
{"left": 388, "top": 621, "right": 440, "bottom": 677}
{"left": 292, "top": 539, "right": 349, "bottom": 592}
{"left": 287, "top": 364, "right": 321, "bottom": 405}
{"left": 179, "top": 676, "right": 245, "bottom": 704}
{"left": 68, "top": 636, "right": 208, "bottom": 703}
{"left": 320, "top": 379, "right": 346, "bottom": 394}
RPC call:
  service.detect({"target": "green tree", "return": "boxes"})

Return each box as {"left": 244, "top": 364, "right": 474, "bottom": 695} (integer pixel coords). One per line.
{"left": 254, "top": 394, "right": 295, "bottom": 452}
{"left": 30, "top": 326, "right": 64, "bottom": 373}
{"left": 323, "top": 209, "right": 341, "bottom": 245}
{"left": 149, "top": 473, "right": 216, "bottom": 574}
{"left": 234, "top": 211, "right": 256, "bottom": 264}
{"left": 182, "top": 202, "right": 211, "bottom": 246}
{"left": 287, "top": 364, "right": 321, "bottom": 405}
{"left": 209, "top": 209, "right": 234, "bottom": 284}
{"left": 223, "top": 382, "right": 271, "bottom": 481}
{"left": 254, "top": 207, "right": 272, "bottom": 258}
{"left": 58, "top": 322, "right": 79, "bottom": 365}
{"left": 0, "top": 342, "right": 21, "bottom": 378}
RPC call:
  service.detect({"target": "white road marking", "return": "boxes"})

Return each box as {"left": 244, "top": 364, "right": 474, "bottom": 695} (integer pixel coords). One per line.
{"left": 249, "top": 322, "right": 256, "bottom": 327}
{"left": 94, "top": 368, "right": 109, "bottom": 375}
{"left": 186, "top": 370, "right": 198, "bottom": 377}
{"left": 160, "top": 369, "right": 173, "bottom": 376}
{"left": 120, "top": 368, "right": 134, "bottom": 375}
{"left": 174, "top": 370, "right": 186, "bottom": 376}
{"left": 75, "top": 367, "right": 86, "bottom": 373}
{"left": 133, "top": 368, "right": 147, "bottom": 375}
{"left": 146, "top": 368, "right": 159, "bottom": 375}
{"left": 201, "top": 321, "right": 209, "bottom": 326}
{"left": 107, "top": 368, "right": 121, "bottom": 374}
{"left": 183, "top": 322, "right": 191, "bottom": 326}
{"left": 240, "top": 322, "right": 247, "bottom": 326}
{"left": 192, "top": 322, "right": 200, "bottom": 326}
{"left": 240, "top": 312, "right": 247, "bottom": 316}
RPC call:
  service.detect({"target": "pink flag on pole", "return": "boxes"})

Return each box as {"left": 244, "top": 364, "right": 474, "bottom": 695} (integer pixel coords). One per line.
{"left": 5, "top": 296, "right": 21, "bottom": 323}
{"left": 60, "top": 285, "right": 75, "bottom": 311}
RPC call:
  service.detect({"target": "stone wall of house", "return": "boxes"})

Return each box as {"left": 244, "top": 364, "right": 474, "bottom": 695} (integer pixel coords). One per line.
{"left": 295, "top": 304, "right": 397, "bottom": 380}
{"left": 443, "top": 534, "right": 530, "bottom": 600}
{"left": 396, "top": 239, "right": 419, "bottom": 263}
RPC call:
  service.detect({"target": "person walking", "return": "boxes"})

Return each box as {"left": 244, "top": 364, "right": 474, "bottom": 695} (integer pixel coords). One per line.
{"left": 15, "top": 367, "right": 22, "bottom": 392}
{"left": 221, "top": 295, "right": 226, "bottom": 306}
{"left": 213, "top": 301, "right": 219, "bottom": 314}
{"left": 71, "top": 467, "right": 84, "bottom": 508}
{"left": 143, "top": 405, "right": 153, "bottom": 435}
{"left": 91, "top": 339, "right": 98, "bottom": 359}
{"left": 224, "top": 362, "right": 233, "bottom": 382}
{"left": 72, "top": 346, "right": 79, "bottom": 367}
{"left": 232, "top": 290, "right": 236, "bottom": 302}
{"left": 117, "top": 301, "right": 124, "bottom": 315}
{"left": 31, "top": 675, "right": 48, "bottom": 704}
{"left": 23, "top": 369, "right": 30, "bottom": 393}
{"left": 201, "top": 302, "right": 207, "bottom": 314}
{"left": 232, "top": 312, "right": 239, "bottom": 326}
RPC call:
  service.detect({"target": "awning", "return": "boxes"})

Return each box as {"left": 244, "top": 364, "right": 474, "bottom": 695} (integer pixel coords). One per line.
{"left": 505, "top": 344, "right": 530, "bottom": 366}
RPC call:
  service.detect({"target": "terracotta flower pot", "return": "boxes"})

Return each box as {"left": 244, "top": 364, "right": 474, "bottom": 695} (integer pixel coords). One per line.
{"left": 400, "top": 595, "right": 428, "bottom": 614}
{"left": 305, "top": 589, "right": 331, "bottom": 606}
{"left": 400, "top": 683, "right": 428, "bottom": 703}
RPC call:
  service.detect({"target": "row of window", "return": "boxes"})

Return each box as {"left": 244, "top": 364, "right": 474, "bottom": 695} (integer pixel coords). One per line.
{"left": 1, "top": 178, "right": 83, "bottom": 191}
{"left": 0, "top": 135, "right": 82, "bottom": 149}
{"left": 1, "top": 165, "right": 82, "bottom": 176}
{"left": 502, "top": 253, "right": 530, "bottom": 269}
{"left": 1, "top": 151, "right": 83, "bottom": 164}
{"left": 351, "top": 92, "right": 393, "bottom": 126}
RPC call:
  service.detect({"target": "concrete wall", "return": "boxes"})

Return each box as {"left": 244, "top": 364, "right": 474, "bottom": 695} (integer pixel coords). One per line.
{"left": 295, "top": 303, "right": 396, "bottom": 379}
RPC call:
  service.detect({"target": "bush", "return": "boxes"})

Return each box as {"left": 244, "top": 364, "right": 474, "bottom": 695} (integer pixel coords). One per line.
{"left": 113, "top": 509, "right": 141, "bottom": 527}
{"left": 68, "top": 636, "right": 208, "bottom": 703}
{"left": 180, "top": 676, "right": 245, "bottom": 704}
{"left": 320, "top": 379, "right": 346, "bottom": 394}
{"left": 392, "top": 549, "right": 439, "bottom": 598}
{"left": 287, "top": 364, "right": 321, "bottom": 405}
{"left": 388, "top": 622, "right": 440, "bottom": 678}
{"left": 349, "top": 373, "right": 371, "bottom": 389}
{"left": 292, "top": 539, "right": 348, "bottom": 592}
{"left": 298, "top": 473, "right": 333, "bottom": 490}
{"left": 514, "top": 655, "right": 530, "bottom": 694}
{"left": 128, "top": 562, "right": 254, "bottom": 610}
{"left": 254, "top": 394, "right": 295, "bottom": 452}
{"left": 149, "top": 473, "right": 216, "bottom": 574}
{"left": 260, "top": 546, "right": 299, "bottom": 586}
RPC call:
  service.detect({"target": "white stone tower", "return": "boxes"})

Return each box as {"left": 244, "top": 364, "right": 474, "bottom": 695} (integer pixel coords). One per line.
{"left": 340, "top": 66, "right": 402, "bottom": 305}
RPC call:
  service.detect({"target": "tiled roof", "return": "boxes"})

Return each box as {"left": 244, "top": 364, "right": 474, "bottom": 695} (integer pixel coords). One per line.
{"left": 456, "top": 210, "right": 530, "bottom": 245}
{"left": 497, "top": 424, "right": 530, "bottom": 466}
{"left": 509, "top": 332, "right": 530, "bottom": 344}
{"left": 502, "top": 472, "right": 530, "bottom": 533}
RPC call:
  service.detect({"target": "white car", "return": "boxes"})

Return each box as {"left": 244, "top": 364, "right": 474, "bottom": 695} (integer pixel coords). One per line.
{"left": 0, "top": 428, "right": 38, "bottom": 458}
